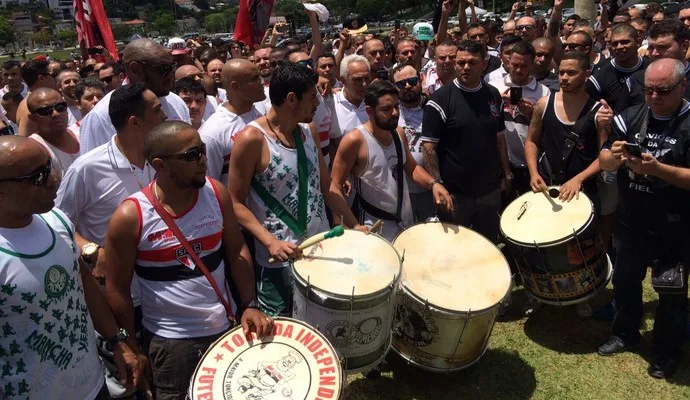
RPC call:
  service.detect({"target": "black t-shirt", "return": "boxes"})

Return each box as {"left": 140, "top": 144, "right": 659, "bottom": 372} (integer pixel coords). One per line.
{"left": 541, "top": 92, "right": 601, "bottom": 194}
{"left": 629, "top": 62, "right": 690, "bottom": 106}
{"left": 585, "top": 56, "right": 648, "bottom": 113}
{"left": 421, "top": 79, "right": 505, "bottom": 196}
{"left": 603, "top": 101, "right": 690, "bottom": 230}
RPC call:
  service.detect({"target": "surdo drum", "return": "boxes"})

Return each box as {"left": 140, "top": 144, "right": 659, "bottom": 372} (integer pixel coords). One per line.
{"left": 188, "top": 317, "right": 342, "bottom": 400}
{"left": 500, "top": 187, "right": 612, "bottom": 305}
{"left": 291, "top": 229, "right": 401, "bottom": 374}
{"left": 391, "top": 222, "right": 512, "bottom": 372}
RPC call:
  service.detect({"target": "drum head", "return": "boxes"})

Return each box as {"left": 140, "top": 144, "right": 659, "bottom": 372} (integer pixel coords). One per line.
{"left": 293, "top": 230, "right": 400, "bottom": 297}
{"left": 393, "top": 223, "right": 511, "bottom": 313}
{"left": 189, "top": 318, "right": 342, "bottom": 399}
{"left": 500, "top": 186, "right": 593, "bottom": 246}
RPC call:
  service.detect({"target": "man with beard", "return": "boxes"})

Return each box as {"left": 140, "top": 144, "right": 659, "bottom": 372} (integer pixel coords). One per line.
{"left": 532, "top": 38, "right": 560, "bottom": 91}
{"left": 363, "top": 39, "right": 387, "bottom": 81}
{"left": 172, "top": 77, "right": 208, "bottom": 130}
{"left": 394, "top": 64, "right": 436, "bottom": 222}
{"left": 79, "top": 39, "right": 190, "bottom": 155}
{"left": 0, "top": 60, "right": 28, "bottom": 98}
{"left": 56, "top": 69, "right": 82, "bottom": 125}
{"left": 105, "top": 121, "right": 273, "bottom": 400}
{"left": 395, "top": 37, "right": 419, "bottom": 69}
{"left": 516, "top": 16, "right": 539, "bottom": 43}
{"left": 228, "top": 63, "right": 366, "bottom": 316}
{"left": 331, "top": 80, "right": 452, "bottom": 241}
{"left": 422, "top": 40, "right": 511, "bottom": 243}
{"left": 27, "top": 88, "right": 80, "bottom": 177}
{"left": 200, "top": 59, "right": 265, "bottom": 183}
{"left": 206, "top": 58, "right": 225, "bottom": 100}
{"left": 67, "top": 78, "right": 106, "bottom": 138}
{"left": 524, "top": 52, "right": 610, "bottom": 317}
{"left": 254, "top": 47, "right": 273, "bottom": 86}
{"left": 98, "top": 62, "right": 125, "bottom": 93}
{"left": 422, "top": 40, "right": 458, "bottom": 96}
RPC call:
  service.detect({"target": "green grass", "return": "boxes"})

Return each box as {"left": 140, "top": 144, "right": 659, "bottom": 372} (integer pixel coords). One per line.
{"left": 0, "top": 49, "right": 75, "bottom": 63}
{"left": 345, "top": 274, "right": 690, "bottom": 400}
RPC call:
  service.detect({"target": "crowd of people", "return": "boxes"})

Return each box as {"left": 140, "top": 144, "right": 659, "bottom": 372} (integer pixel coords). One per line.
{"left": 2, "top": 0, "right": 690, "bottom": 398}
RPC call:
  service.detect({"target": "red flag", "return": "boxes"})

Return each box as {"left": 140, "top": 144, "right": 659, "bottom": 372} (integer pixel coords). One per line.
{"left": 234, "top": 0, "right": 275, "bottom": 47}
{"left": 74, "top": 0, "right": 119, "bottom": 61}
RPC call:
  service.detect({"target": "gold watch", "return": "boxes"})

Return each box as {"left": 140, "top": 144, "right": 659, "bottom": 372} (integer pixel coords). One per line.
{"left": 81, "top": 242, "right": 101, "bottom": 264}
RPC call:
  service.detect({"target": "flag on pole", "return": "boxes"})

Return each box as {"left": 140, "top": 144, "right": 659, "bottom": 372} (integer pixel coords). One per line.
{"left": 234, "top": 0, "right": 275, "bottom": 47}
{"left": 74, "top": 0, "right": 119, "bottom": 61}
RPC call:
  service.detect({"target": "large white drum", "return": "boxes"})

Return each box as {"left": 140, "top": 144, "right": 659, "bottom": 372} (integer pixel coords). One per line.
{"left": 392, "top": 222, "right": 512, "bottom": 372}
{"left": 292, "top": 229, "right": 401, "bottom": 373}
{"left": 188, "top": 317, "right": 343, "bottom": 400}
{"left": 500, "top": 187, "right": 612, "bottom": 305}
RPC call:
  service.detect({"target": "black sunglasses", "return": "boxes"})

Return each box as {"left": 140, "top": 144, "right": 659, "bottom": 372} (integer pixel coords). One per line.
{"left": 158, "top": 144, "right": 206, "bottom": 162}
{"left": 644, "top": 79, "right": 683, "bottom": 96}
{"left": 296, "top": 59, "right": 315, "bottom": 69}
{"left": 140, "top": 61, "right": 177, "bottom": 77}
{"left": 101, "top": 75, "right": 114, "bottom": 83}
{"left": 31, "top": 102, "right": 68, "bottom": 116}
{"left": 394, "top": 76, "right": 420, "bottom": 89}
{"left": 0, "top": 160, "right": 52, "bottom": 186}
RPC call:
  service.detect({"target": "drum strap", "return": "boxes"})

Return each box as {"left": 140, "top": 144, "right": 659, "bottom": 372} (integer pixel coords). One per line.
{"left": 142, "top": 184, "right": 236, "bottom": 322}
{"left": 353, "top": 128, "right": 405, "bottom": 224}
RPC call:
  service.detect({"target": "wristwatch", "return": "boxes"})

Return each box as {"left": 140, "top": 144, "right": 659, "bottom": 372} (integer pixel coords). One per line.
{"left": 106, "top": 328, "right": 129, "bottom": 348}
{"left": 244, "top": 299, "right": 260, "bottom": 312}
{"left": 81, "top": 242, "right": 100, "bottom": 264}
{"left": 430, "top": 179, "right": 444, "bottom": 188}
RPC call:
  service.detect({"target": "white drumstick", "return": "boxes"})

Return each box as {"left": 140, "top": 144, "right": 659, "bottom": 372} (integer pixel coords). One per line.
{"left": 268, "top": 225, "right": 345, "bottom": 263}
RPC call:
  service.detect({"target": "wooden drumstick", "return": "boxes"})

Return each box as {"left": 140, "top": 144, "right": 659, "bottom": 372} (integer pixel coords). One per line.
{"left": 268, "top": 225, "right": 345, "bottom": 263}
{"left": 370, "top": 220, "right": 384, "bottom": 234}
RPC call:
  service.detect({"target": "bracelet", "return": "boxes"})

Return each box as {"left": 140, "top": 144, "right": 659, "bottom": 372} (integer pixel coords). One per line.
{"left": 430, "top": 179, "right": 443, "bottom": 188}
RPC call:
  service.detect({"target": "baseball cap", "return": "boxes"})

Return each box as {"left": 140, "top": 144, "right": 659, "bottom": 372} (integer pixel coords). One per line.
{"left": 413, "top": 22, "right": 434, "bottom": 41}
{"left": 344, "top": 14, "right": 368, "bottom": 35}
{"left": 167, "top": 37, "right": 187, "bottom": 55}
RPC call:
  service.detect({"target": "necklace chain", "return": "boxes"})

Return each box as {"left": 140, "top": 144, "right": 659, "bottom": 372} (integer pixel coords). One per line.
{"left": 114, "top": 139, "right": 151, "bottom": 190}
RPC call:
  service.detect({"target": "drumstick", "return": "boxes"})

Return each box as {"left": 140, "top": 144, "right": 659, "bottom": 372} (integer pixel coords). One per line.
{"left": 268, "top": 225, "right": 345, "bottom": 263}
{"left": 370, "top": 220, "right": 384, "bottom": 233}
{"left": 540, "top": 186, "right": 563, "bottom": 211}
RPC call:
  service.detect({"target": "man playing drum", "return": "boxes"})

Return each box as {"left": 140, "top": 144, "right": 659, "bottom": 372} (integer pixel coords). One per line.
{"left": 105, "top": 121, "right": 274, "bottom": 399}
{"left": 228, "top": 62, "right": 366, "bottom": 316}
{"left": 524, "top": 51, "right": 613, "bottom": 318}
{"left": 330, "top": 80, "right": 453, "bottom": 241}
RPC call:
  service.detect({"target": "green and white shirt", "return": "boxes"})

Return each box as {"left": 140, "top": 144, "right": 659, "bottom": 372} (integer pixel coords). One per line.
{"left": 0, "top": 209, "right": 103, "bottom": 399}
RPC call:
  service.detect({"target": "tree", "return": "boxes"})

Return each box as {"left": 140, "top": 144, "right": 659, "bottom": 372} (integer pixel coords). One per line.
{"left": 0, "top": 17, "right": 16, "bottom": 48}
{"left": 31, "top": 29, "right": 50, "bottom": 47}
{"left": 273, "top": 0, "right": 308, "bottom": 26}
{"left": 153, "top": 11, "right": 176, "bottom": 36}
{"left": 57, "top": 29, "right": 77, "bottom": 44}
{"left": 205, "top": 13, "right": 228, "bottom": 33}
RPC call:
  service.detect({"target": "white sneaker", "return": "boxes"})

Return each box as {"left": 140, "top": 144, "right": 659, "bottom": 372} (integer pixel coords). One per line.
{"left": 575, "top": 302, "right": 593, "bottom": 318}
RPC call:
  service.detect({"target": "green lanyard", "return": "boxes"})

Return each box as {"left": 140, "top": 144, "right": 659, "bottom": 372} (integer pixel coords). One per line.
{"left": 251, "top": 127, "right": 309, "bottom": 238}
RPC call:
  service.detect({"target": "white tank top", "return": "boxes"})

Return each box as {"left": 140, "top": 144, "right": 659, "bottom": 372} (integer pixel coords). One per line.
{"left": 355, "top": 125, "right": 413, "bottom": 241}
{"left": 246, "top": 121, "right": 329, "bottom": 269}
{"left": 127, "top": 178, "right": 233, "bottom": 339}
{"left": 0, "top": 209, "right": 103, "bottom": 399}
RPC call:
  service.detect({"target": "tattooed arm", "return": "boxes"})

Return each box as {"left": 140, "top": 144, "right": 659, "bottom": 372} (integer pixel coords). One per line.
{"left": 422, "top": 142, "right": 442, "bottom": 180}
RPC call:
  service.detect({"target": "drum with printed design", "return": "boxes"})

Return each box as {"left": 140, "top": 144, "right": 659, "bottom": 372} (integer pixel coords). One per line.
{"left": 500, "top": 187, "right": 612, "bottom": 305}
{"left": 188, "top": 317, "right": 342, "bottom": 400}
{"left": 391, "top": 222, "right": 512, "bottom": 372}
{"left": 291, "top": 229, "right": 401, "bottom": 374}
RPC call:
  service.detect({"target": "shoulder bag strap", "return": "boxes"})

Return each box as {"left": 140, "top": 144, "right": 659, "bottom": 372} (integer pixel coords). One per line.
{"left": 555, "top": 98, "right": 598, "bottom": 182}
{"left": 390, "top": 129, "right": 405, "bottom": 222}
{"left": 142, "top": 184, "right": 235, "bottom": 321}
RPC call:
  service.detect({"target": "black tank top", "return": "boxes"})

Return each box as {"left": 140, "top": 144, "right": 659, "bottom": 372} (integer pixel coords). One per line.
{"left": 541, "top": 92, "right": 601, "bottom": 192}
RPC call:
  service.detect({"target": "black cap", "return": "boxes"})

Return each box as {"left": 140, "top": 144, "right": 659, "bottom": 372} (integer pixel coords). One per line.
{"left": 343, "top": 13, "right": 368, "bottom": 35}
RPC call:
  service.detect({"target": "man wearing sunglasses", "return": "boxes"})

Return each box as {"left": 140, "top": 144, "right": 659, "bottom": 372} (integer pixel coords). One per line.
{"left": 565, "top": 30, "right": 605, "bottom": 75}
{"left": 98, "top": 61, "right": 125, "bottom": 93}
{"left": 56, "top": 83, "right": 167, "bottom": 399}
{"left": 598, "top": 58, "right": 690, "bottom": 379}
{"left": 79, "top": 39, "right": 191, "bottom": 156}
{"left": 105, "top": 121, "right": 274, "bottom": 400}
{"left": 16, "top": 59, "right": 57, "bottom": 137}
{"left": 0, "top": 136, "right": 141, "bottom": 399}
{"left": 67, "top": 78, "right": 106, "bottom": 139}
{"left": 27, "top": 88, "right": 79, "bottom": 178}
{"left": 515, "top": 16, "right": 539, "bottom": 43}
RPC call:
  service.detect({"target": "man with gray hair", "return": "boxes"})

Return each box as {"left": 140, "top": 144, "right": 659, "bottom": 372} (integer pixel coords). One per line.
{"left": 332, "top": 54, "right": 371, "bottom": 147}
{"left": 598, "top": 58, "right": 690, "bottom": 379}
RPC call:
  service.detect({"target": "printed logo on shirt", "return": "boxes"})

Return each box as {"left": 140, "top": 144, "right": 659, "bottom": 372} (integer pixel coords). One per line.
{"left": 176, "top": 242, "right": 202, "bottom": 270}
{"left": 490, "top": 101, "right": 500, "bottom": 118}
{"left": 44, "top": 265, "right": 68, "bottom": 299}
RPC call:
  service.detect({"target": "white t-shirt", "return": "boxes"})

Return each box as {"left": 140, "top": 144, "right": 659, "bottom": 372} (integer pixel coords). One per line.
{"left": 217, "top": 88, "right": 228, "bottom": 103}
{"left": 0, "top": 82, "right": 28, "bottom": 98}
{"left": 311, "top": 93, "right": 335, "bottom": 165}
{"left": 199, "top": 104, "right": 263, "bottom": 183}
{"left": 484, "top": 65, "right": 508, "bottom": 84}
{"left": 67, "top": 105, "right": 82, "bottom": 126}
{"left": 0, "top": 209, "right": 104, "bottom": 400}
{"left": 29, "top": 132, "right": 80, "bottom": 179}
{"left": 332, "top": 89, "right": 369, "bottom": 138}
{"left": 253, "top": 86, "right": 272, "bottom": 115}
{"left": 201, "top": 95, "right": 217, "bottom": 125}
{"left": 79, "top": 90, "right": 190, "bottom": 155}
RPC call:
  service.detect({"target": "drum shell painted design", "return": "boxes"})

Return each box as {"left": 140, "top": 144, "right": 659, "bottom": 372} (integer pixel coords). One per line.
{"left": 291, "top": 230, "right": 401, "bottom": 374}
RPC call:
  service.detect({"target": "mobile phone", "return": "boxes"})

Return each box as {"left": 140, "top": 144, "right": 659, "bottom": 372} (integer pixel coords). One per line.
{"left": 87, "top": 47, "right": 102, "bottom": 55}
{"left": 394, "top": 20, "right": 400, "bottom": 30}
{"left": 510, "top": 86, "right": 523, "bottom": 104}
{"left": 277, "top": 23, "right": 289, "bottom": 33}
{"left": 624, "top": 142, "right": 643, "bottom": 158}
{"left": 377, "top": 69, "right": 390, "bottom": 80}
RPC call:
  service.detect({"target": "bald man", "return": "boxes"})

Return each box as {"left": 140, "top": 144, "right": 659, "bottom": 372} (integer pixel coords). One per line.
{"left": 27, "top": 88, "right": 79, "bottom": 177}
{"left": 532, "top": 37, "right": 559, "bottom": 91}
{"left": 362, "top": 39, "right": 386, "bottom": 80}
{"left": 78, "top": 38, "right": 191, "bottom": 155}
{"left": 516, "top": 16, "right": 539, "bottom": 42}
{"left": 175, "top": 64, "right": 203, "bottom": 81}
{"left": 199, "top": 59, "right": 266, "bottom": 183}
{"left": 205, "top": 58, "right": 227, "bottom": 103}
{"left": 0, "top": 136, "right": 140, "bottom": 399}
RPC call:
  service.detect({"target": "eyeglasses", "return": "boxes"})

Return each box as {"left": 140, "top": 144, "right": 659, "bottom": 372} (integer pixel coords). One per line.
{"left": 394, "top": 76, "right": 420, "bottom": 89}
{"left": 101, "top": 75, "right": 114, "bottom": 83}
{"left": 562, "top": 43, "right": 587, "bottom": 51}
{"left": 517, "top": 25, "right": 536, "bottom": 31}
{"left": 0, "top": 160, "right": 52, "bottom": 186}
{"left": 31, "top": 102, "right": 67, "bottom": 116}
{"left": 158, "top": 144, "right": 206, "bottom": 162}
{"left": 644, "top": 79, "right": 683, "bottom": 96}
{"left": 295, "top": 59, "right": 315, "bottom": 69}
{"left": 140, "top": 61, "right": 177, "bottom": 77}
